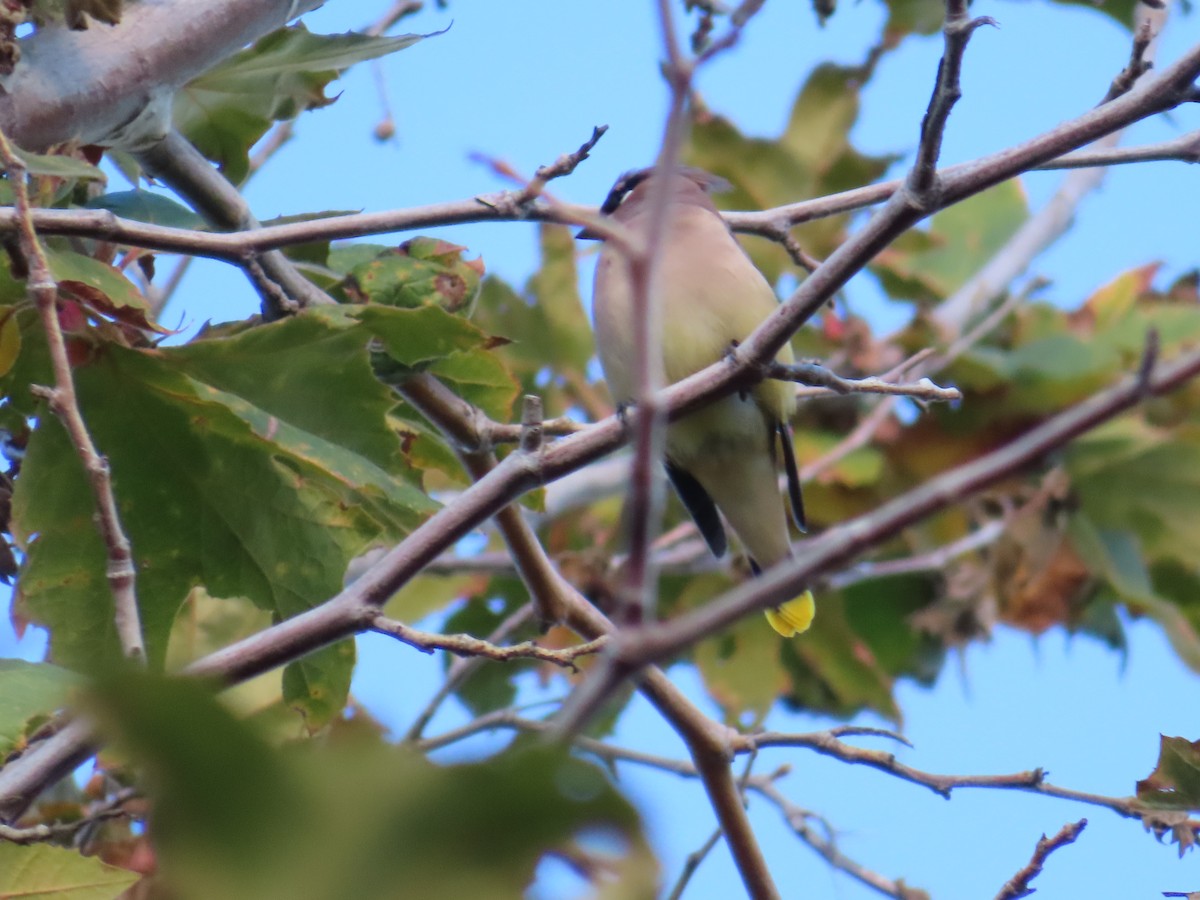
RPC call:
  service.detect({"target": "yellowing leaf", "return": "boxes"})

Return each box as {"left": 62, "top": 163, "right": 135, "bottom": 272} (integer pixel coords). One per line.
{"left": 0, "top": 844, "right": 138, "bottom": 900}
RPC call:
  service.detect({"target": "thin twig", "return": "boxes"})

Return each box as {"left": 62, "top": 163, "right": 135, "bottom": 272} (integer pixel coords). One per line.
{"left": 769, "top": 362, "right": 961, "bottom": 402}
{"left": 370, "top": 612, "right": 606, "bottom": 669}
{"left": 993, "top": 819, "right": 1088, "bottom": 900}
{"left": 752, "top": 778, "right": 930, "bottom": 900}
{"left": 0, "top": 789, "right": 137, "bottom": 845}
{"left": 402, "top": 603, "right": 536, "bottom": 743}
{"left": 0, "top": 127, "right": 145, "bottom": 663}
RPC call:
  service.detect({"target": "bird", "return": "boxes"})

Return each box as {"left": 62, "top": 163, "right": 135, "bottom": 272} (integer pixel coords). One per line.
{"left": 588, "top": 166, "right": 815, "bottom": 637}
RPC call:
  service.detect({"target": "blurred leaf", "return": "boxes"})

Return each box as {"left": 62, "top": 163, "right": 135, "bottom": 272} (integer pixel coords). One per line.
{"left": 14, "top": 146, "right": 105, "bottom": 182}
{"left": 165, "top": 588, "right": 281, "bottom": 717}
{"left": 0, "top": 844, "right": 137, "bottom": 899}
{"left": 1069, "top": 434, "right": 1200, "bottom": 566}
{"left": 174, "top": 25, "right": 427, "bottom": 182}
{"left": 873, "top": 180, "right": 1028, "bottom": 302}
{"left": 1137, "top": 735, "right": 1200, "bottom": 811}
{"left": 90, "top": 669, "right": 653, "bottom": 900}
{"left": 685, "top": 59, "right": 896, "bottom": 284}
{"left": 0, "top": 306, "right": 20, "bottom": 377}
{"left": 1069, "top": 516, "right": 1200, "bottom": 673}
{"left": 693, "top": 587, "right": 789, "bottom": 723}
{"left": 0, "top": 659, "right": 80, "bottom": 757}
{"left": 83, "top": 190, "right": 205, "bottom": 229}
{"left": 782, "top": 594, "right": 900, "bottom": 722}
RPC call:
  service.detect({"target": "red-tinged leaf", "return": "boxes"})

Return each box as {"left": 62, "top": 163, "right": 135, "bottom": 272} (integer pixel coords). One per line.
{"left": 46, "top": 248, "right": 170, "bottom": 334}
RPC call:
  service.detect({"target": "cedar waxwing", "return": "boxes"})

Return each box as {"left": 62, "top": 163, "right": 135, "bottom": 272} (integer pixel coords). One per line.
{"left": 589, "top": 167, "right": 815, "bottom": 637}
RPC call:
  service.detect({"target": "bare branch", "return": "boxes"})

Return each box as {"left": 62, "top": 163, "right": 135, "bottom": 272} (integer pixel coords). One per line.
{"left": 0, "top": 127, "right": 145, "bottom": 663}
{"left": 752, "top": 778, "right": 930, "bottom": 900}
{"left": 769, "top": 362, "right": 961, "bottom": 403}
{"left": 994, "top": 819, "right": 1088, "bottom": 900}
{"left": 370, "top": 613, "right": 606, "bottom": 669}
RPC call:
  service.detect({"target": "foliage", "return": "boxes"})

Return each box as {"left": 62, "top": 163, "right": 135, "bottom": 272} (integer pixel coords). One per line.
{"left": 0, "top": 1, "right": 1197, "bottom": 897}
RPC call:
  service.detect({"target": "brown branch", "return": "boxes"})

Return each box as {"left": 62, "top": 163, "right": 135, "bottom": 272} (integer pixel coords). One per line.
{"left": 752, "top": 777, "right": 930, "bottom": 900}
{"left": 370, "top": 613, "right": 606, "bottom": 669}
{"left": 908, "top": 0, "right": 996, "bottom": 196}
{"left": 0, "top": 127, "right": 145, "bottom": 663}
{"left": 135, "top": 130, "right": 335, "bottom": 317}
{"left": 402, "top": 603, "right": 536, "bottom": 743}
{"left": 993, "top": 819, "right": 1088, "bottom": 900}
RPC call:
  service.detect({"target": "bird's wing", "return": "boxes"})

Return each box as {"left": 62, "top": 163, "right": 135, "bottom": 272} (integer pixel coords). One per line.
{"left": 665, "top": 461, "right": 728, "bottom": 558}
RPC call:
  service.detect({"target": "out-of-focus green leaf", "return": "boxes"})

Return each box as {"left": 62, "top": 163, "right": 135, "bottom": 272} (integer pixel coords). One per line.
{"left": 0, "top": 306, "right": 21, "bottom": 378}
{"left": 83, "top": 190, "right": 205, "bottom": 229}
{"left": 89, "top": 669, "right": 654, "bottom": 900}
{"left": 1069, "top": 517, "right": 1200, "bottom": 673}
{"left": 174, "top": 25, "right": 427, "bottom": 183}
{"left": 0, "top": 659, "right": 79, "bottom": 757}
{"left": 781, "top": 594, "right": 900, "bottom": 722}
{"left": 0, "top": 844, "right": 138, "bottom": 900}
{"left": 692, "top": 580, "right": 789, "bottom": 722}
{"left": 166, "top": 588, "right": 280, "bottom": 717}
{"left": 1070, "top": 436, "right": 1200, "bottom": 566}
{"left": 14, "top": 146, "right": 105, "bottom": 182}
{"left": 1136, "top": 735, "right": 1200, "bottom": 811}
{"left": 685, "top": 59, "right": 896, "bottom": 284}
{"left": 873, "top": 180, "right": 1028, "bottom": 303}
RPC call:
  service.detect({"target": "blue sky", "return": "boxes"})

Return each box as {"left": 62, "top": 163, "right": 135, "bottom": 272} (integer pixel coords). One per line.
{"left": 4, "top": 0, "right": 1200, "bottom": 896}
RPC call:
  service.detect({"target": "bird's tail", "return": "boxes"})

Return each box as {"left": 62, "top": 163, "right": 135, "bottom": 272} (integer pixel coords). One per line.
{"left": 764, "top": 590, "right": 816, "bottom": 637}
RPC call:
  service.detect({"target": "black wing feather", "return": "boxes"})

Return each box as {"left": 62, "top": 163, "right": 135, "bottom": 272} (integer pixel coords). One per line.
{"left": 777, "top": 421, "right": 807, "bottom": 533}
{"left": 665, "top": 462, "right": 728, "bottom": 558}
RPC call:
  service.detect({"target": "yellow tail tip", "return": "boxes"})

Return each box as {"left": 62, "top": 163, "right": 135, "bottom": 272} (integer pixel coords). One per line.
{"left": 764, "top": 590, "right": 815, "bottom": 637}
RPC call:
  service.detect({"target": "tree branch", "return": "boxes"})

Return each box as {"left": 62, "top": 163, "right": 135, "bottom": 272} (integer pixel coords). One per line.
{"left": 993, "top": 819, "right": 1088, "bottom": 900}
{"left": 0, "top": 127, "right": 145, "bottom": 663}
{"left": 0, "top": 0, "right": 322, "bottom": 151}
{"left": 135, "top": 130, "right": 335, "bottom": 317}
{"left": 369, "top": 613, "right": 606, "bottom": 669}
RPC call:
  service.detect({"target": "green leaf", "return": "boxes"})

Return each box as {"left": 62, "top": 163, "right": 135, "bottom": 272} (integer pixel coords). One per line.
{"left": 45, "top": 247, "right": 163, "bottom": 333}
{"left": 0, "top": 659, "right": 80, "bottom": 757}
{"left": 1136, "top": 735, "right": 1200, "bottom": 811}
{"left": 873, "top": 180, "right": 1029, "bottom": 302}
{"left": 84, "top": 190, "right": 206, "bottom": 229}
{"left": 338, "top": 238, "right": 484, "bottom": 312}
{"left": 694, "top": 602, "right": 789, "bottom": 723}
{"left": 90, "top": 669, "right": 653, "bottom": 900}
{"left": 14, "top": 146, "right": 105, "bottom": 182}
{"left": 0, "top": 306, "right": 21, "bottom": 378}
{"left": 0, "top": 844, "right": 138, "bottom": 900}
{"left": 781, "top": 594, "right": 901, "bottom": 722}
{"left": 685, "top": 58, "right": 896, "bottom": 284}
{"left": 12, "top": 327, "right": 437, "bottom": 724}
{"left": 174, "top": 25, "right": 427, "bottom": 183}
